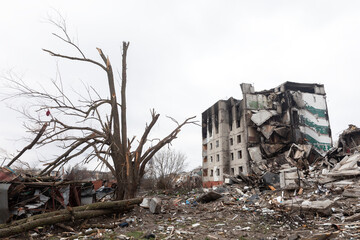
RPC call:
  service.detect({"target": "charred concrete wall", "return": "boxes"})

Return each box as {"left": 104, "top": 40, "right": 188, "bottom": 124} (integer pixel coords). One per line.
{"left": 202, "top": 98, "right": 250, "bottom": 187}
{"left": 242, "top": 82, "right": 331, "bottom": 152}
{"left": 202, "top": 81, "right": 332, "bottom": 187}
{"left": 241, "top": 82, "right": 332, "bottom": 175}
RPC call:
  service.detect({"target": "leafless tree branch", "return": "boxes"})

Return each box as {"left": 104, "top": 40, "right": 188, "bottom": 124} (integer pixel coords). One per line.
{"left": 3, "top": 20, "right": 197, "bottom": 200}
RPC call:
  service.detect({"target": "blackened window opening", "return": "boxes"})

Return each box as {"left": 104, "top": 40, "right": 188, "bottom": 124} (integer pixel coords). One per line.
{"left": 214, "top": 104, "right": 219, "bottom": 134}
{"left": 208, "top": 114, "right": 212, "bottom": 137}
{"left": 202, "top": 111, "right": 208, "bottom": 139}
{"left": 227, "top": 100, "right": 233, "bottom": 131}
{"left": 235, "top": 103, "right": 242, "bottom": 128}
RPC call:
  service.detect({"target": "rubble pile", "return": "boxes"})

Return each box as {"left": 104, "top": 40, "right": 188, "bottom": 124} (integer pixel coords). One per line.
{"left": 237, "top": 125, "right": 360, "bottom": 193}
{"left": 106, "top": 177, "right": 360, "bottom": 239}
{"left": 104, "top": 125, "right": 360, "bottom": 239}
{"left": 4, "top": 124, "right": 360, "bottom": 238}
{"left": 3, "top": 148, "right": 360, "bottom": 239}
{"left": 0, "top": 167, "right": 98, "bottom": 224}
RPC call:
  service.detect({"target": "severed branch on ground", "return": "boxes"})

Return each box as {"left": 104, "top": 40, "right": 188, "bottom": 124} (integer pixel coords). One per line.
{"left": 0, "top": 197, "right": 142, "bottom": 238}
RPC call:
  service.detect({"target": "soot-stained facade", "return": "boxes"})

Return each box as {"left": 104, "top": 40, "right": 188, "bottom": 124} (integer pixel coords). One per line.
{"left": 202, "top": 82, "right": 332, "bottom": 187}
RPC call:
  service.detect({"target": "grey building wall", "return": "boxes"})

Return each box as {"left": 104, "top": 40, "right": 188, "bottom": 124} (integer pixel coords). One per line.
{"left": 202, "top": 98, "right": 250, "bottom": 184}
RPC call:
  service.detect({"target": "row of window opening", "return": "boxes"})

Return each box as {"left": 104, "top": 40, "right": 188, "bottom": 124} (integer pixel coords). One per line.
{"left": 203, "top": 150, "right": 242, "bottom": 163}
{"left": 204, "top": 118, "right": 241, "bottom": 138}
{"left": 203, "top": 166, "right": 244, "bottom": 177}
{"left": 230, "top": 120, "right": 241, "bottom": 131}
{"left": 229, "top": 135, "right": 241, "bottom": 146}
{"left": 207, "top": 135, "right": 241, "bottom": 150}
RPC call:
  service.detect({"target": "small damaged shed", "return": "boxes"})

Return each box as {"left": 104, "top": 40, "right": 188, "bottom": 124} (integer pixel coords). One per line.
{"left": 0, "top": 167, "right": 97, "bottom": 223}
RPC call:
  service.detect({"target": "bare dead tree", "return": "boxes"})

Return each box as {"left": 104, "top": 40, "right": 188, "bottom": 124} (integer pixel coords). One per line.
{"left": 4, "top": 19, "right": 197, "bottom": 199}
{"left": 149, "top": 148, "right": 187, "bottom": 189}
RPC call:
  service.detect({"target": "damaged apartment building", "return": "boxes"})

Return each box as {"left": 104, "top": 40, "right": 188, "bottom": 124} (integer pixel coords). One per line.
{"left": 202, "top": 82, "right": 332, "bottom": 187}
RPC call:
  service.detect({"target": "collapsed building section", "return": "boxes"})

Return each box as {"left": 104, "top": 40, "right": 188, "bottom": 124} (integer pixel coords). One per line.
{"left": 337, "top": 124, "right": 360, "bottom": 155}
{"left": 202, "top": 82, "right": 332, "bottom": 187}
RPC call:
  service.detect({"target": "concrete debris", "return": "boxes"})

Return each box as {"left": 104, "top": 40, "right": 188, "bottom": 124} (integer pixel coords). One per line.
{"left": 109, "top": 173, "right": 360, "bottom": 239}
{"left": 224, "top": 177, "right": 233, "bottom": 185}
{"left": 197, "top": 123, "right": 360, "bottom": 238}
{"left": 274, "top": 126, "right": 290, "bottom": 138}
{"left": 342, "top": 186, "right": 360, "bottom": 198}
{"left": 280, "top": 167, "right": 303, "bottom": 190}
{"left": 323, "top": 153, "right": 360, "bottom": 177}
{"left": 250, "top": 110, "right": 278, "bottom": 126}
{"left": 197, "top": 191, "right": 222, "bottom": 203}
{"left": 287, "top": 144, "right": 312, "bottom": 161}
{"left": 248, "top": 146, "right": 263, "bottom": 163}
{"left": 2, "top": 166, "right": 360, "bottom": 239}
{"left": 224, "top": 175, "right": 242, "bottom": 184}
{"left": 300, "top": 199, "right": 334, "bottom": 216}
{"left": 260, "top": 124, "right": 276, "bottom": 139}
{"left": 281, "top": 199, "right": 334, "bottom": 216}
{"left": 4, "top": 90, "right": 360, "bottom": 238}
{"left": 149, "top": 197, "right": 162, "bottom": 214}
{"left": 261, "top": 143, "right": 287, "bottom": 157}
{"left": 140, "top": 197, "right": 151, "bottom": 209}
{"left": 221, "top": 124, "right": 360, "bottom": 195}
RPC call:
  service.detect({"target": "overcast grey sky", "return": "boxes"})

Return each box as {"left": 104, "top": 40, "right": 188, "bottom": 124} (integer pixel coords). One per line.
{"left": 1, "top": 1, "right": 360, "bottom": 171}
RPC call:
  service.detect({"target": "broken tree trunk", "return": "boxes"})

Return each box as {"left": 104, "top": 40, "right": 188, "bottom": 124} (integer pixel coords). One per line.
{"left": 0, "top": 209, "right": 115, "bottom": 238}
{"left": 0, "top": 197, "right": 142, "bottom": 238}
{"left": 1, "top": 197, "right": 142, "bottom": 228}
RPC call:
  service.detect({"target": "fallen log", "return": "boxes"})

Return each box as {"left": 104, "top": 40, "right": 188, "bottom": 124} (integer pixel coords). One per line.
{"left": 0, "top": 197, "right": 142, "bottom": 238}
{"left": 1, "top": 197, "right": 142, "bottom": 228}
{"left": 0, "top": 209, "right": 115, "bottom": 238}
